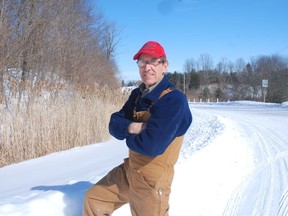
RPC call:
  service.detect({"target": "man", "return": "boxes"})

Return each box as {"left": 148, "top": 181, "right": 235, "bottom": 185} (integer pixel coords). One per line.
{"left": 83, "top": 41, "right": 192, "bottom": 216}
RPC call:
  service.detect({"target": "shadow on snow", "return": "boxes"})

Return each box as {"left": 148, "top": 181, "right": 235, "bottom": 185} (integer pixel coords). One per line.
{"left": 31, "top": 181, "right": 93, "bottom": 216}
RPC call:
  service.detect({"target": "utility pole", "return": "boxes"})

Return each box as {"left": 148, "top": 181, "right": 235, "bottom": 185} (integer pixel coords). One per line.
{"left": 183, "top": 72, "right": 185, "bottom": 94}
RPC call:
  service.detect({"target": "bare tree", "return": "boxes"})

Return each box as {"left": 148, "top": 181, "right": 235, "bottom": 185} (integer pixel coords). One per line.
{"left": 198, "top": 54, "right": 214, "bottom": 85}
{"left": 101, "top": 21, "right": 121, "bottom": 60}
{"left": 199, "top": 54, "right": 214, "bottom": 71}
{"left": 216, "top": 57, "right": 229, "bottom": 74}
{"left": 234, "top": 58, "right": 246, "bottom": 73}
{"left": 183, "top": 58, "right": 196, "bottom": 73}
{"left": 0, "top": 0, "right": 121, "bottom": 109}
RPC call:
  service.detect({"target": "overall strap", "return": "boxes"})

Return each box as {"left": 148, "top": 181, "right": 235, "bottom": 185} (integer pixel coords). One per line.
{"left": 159, "top": 87, "right": 174, "bottom": 99}
{"left": 133, "top": 87, "right": 174, "bottom": 122}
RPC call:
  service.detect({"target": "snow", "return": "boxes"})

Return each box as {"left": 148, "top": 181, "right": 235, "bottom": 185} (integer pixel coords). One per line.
{"left": 1, "top": 101, "right": 288, "bottom": 216}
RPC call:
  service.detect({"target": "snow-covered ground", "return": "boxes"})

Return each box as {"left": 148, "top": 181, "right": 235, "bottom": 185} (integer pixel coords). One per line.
{"left": 0, "top": 101, "right": 288, "bottom": 216}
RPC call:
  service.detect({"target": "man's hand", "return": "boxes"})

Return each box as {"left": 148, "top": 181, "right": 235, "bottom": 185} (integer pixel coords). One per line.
{"left": 128, "top": 122, "right": 147, "bottom": 134}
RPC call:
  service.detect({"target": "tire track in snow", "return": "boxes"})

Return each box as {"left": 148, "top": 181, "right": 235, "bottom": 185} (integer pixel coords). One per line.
{"left": 223, "top": 151, "right": 288, "bottom": 216}
{"left": 220, "top": 109, "right": 288, "bottom": 216}
{"left": 224, "top": 160, "right": 284, "bottom": 214}
{"left": 278, "top": 189, "right": 288, "bottom": 216}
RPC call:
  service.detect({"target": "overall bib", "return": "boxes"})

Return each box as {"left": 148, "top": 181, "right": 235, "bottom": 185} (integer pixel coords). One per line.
{"left": 83, "top": 89, "right": 184, "bottom": 216}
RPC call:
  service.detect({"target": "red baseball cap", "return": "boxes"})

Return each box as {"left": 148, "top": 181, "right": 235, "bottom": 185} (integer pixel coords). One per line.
{"left": 133, "top": 41, "right": 166, "bottom": 60}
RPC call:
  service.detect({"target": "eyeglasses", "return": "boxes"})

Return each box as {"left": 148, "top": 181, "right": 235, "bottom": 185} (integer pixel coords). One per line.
{"left": 136, "top": 59, "right": 164, "bottom": 67}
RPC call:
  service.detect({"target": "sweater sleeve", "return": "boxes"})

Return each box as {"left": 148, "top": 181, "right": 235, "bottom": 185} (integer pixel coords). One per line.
{"left": 126, "top": 90, "right": 192, "bottom": 157}
{"left": 109, "top": 111, "right": 132, "bottom": 140}
{"left": 108, "top": 89, "right": 139, "bottom": 140}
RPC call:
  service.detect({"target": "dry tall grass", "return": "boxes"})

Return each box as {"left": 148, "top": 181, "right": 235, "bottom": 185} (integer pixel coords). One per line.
{"left": 0, "top": 87, "right": 127, "bottom": 167}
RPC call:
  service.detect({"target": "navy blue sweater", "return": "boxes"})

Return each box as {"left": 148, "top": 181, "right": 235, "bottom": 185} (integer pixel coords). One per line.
{"left": 109, "top": 76, "right": 192, "bottom": 157}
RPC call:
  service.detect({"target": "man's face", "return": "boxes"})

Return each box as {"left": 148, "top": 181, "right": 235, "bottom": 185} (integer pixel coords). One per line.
{"left": 137, "top": 53, "right": 168, "bottom": 87}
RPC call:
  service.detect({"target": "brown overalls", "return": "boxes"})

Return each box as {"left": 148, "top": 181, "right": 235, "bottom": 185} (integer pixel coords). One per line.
{"left": 83, "top": 89, "right": 184, "bottom": 216}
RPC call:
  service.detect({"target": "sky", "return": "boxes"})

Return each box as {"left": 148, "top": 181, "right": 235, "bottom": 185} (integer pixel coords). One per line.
{"left": 1, "top": 101, "right": 288, "bottom": 215}
{"left": 96, "top": 0, "right": 288, "bottom": 81}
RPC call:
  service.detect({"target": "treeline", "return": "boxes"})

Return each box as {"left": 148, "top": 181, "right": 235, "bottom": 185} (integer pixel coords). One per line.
{"left": 167, "top": 54, "right": 288, "bottom": 103}
{"left": 0, "top": 0, "right": 120, "bottom": 107}
{"left": 0, "top": 0, "right": 125, "bottom": 166}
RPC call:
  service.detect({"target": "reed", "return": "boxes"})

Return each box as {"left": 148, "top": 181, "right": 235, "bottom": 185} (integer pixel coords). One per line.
{"left": 0, "top": 87, "right": 127, "bottom": 167}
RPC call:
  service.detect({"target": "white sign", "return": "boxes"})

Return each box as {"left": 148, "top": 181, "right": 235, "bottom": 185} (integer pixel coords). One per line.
{"left": 262, "top": 79, "right": 268, "bottom": 88}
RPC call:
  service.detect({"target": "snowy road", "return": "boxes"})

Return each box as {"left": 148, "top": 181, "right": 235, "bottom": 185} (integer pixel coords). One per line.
{"left": 0, "top": 102, "right": 288, "bottom": 216}
{"left": 195, "top": 104, "right": 288, "bottom": 216}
